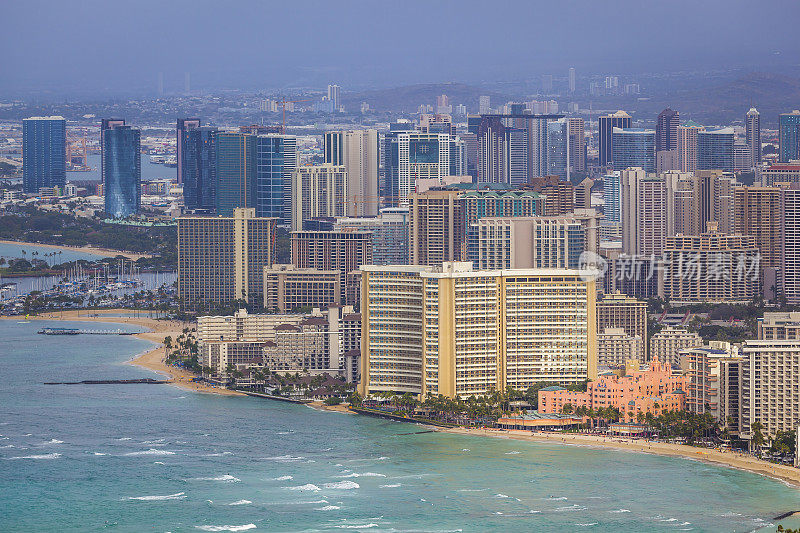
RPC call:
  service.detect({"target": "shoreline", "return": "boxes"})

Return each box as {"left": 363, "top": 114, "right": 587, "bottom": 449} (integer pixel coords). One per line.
{"left": 2, "top": 309, "right": 242, "bottom": 397}
{"left": 0, "top": 239, "right": 152, "bottom": 261}
{"left": 441, "top": 426, "right": 800, "bottom": 489}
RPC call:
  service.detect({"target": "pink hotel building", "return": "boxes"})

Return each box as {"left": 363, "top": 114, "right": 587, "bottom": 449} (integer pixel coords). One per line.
{"left": 538, "top": 359, "right": 687, "bottom": 421}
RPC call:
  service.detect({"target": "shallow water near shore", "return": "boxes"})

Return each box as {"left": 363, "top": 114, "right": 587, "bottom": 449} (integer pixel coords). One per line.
{"left": 1, "top": 319, "right": 799, "bottom": 532}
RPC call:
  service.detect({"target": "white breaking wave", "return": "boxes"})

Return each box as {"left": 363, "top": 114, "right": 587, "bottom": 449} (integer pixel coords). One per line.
{"left": 495, "top": 494, "right": 509, "bottom": 498}
{"left": 286, "top": 484, "right": 321, "bottom": 492}
{"left": 42, "top": 439, "right": 63, "bottom": 445}
{"left": 127, "top": 492, "right": 186, "bottom": 501}
{"left": 323, "top": 481, "right": 360, "bottom": 490}
{"left": 93, "top": 452, "right": 107, "bottom": 456}
{"left": 0, "top": 445, "right": 15, "bottom": 449}
{"left": 379, "top": 484, "right": 401, "bottom": 488}
{"left": 333, "top": 525, "right": 378, "bottom": 530}
{"left": 195, "top": 525, "right": 256, "bottom": 532}
{"left": 201, "top": 452, "right": 233, "bottom": 457}
{"left": 124, "top": 449, "right": 176, "bottom": 456}
{"left": 336, "top": 472, "right": 386, "bottom": 478}
{"left": 263, "top": 454, "right": 305, "bottom": 462}
{"left": 228, "top": 500, "right": 252, "bottom": 506}
{"left": 191, "top": 475, "right": 241, "bottom": 482}
{"left": 504, "top": 451, "right": 521, "bottom": 455}
{"left": 117, "top": 437, "right": 132, "bottom": 441}
{"left": 316, "top": 505, "right": 341, "bottom": 511}
{"left": 7, "top": 453, "right": 61, "bottom": 460}
{"left": 576, "top": 523, "right": 598, "bottom": 527}
{"left": 609, "top": 509, "right": 631, "bottom": 513}
{"left": 270, "top": 475, "right": 293, "bottom": 481}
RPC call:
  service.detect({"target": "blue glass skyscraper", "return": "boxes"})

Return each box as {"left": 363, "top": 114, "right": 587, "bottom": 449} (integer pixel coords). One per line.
{"left": 779, "top": 110, "right": 800, "bottom": 162}
{"left": 215, "top": 132, "right": 257, "bottom": 216}
{"left": 612, "top": 128, "right": 655, "bottom": 172}
{"left": 22, "top": 116, "right": 66, "bottom": 193}
{"left": 698, "top": 128, "right": 734, "bottom": 172}
{"left": 181, "top": 126, "right": 217, "bottom": 211}
{"left": 102, "top": 124, "right": 141, "bottom": 218}
{"left": 256, "top": 134, "right": 296, "bottom": 224}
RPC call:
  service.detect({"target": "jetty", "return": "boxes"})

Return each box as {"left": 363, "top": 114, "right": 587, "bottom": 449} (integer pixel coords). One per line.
{"left": 37, "top": 327, "right": 138, "bottom": 336}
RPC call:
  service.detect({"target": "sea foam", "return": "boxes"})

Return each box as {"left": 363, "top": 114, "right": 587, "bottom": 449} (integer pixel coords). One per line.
{"left": 127, "top": 492, "right": 186, "bottom": 501}
{"left": 7, "top": 453, "right": 61, "bottom": 460}
{"left": 191, "top": 475, "right": 241, "bottom": 482}
{"left": 195, "top": 525, "right": 256, "bottom": 532}
{"left": 286, "top": 484, "right": 322, "bottom": 492}
{"left": 323, "top": 481, "right": 360, "bottom": 490}
{"left": 228, "top": 500, "right": 252, "bottom": 506}
{"left": 124, "top": 449, "right": 176, "bottom": 456}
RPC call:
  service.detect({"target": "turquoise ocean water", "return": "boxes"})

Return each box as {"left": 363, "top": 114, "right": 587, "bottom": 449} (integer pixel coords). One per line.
{"left": 1, "top": 319, "right": 799, "bottom": 532}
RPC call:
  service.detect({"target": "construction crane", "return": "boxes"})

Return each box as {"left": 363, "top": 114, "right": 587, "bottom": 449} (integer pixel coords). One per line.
{"left": 278, "top": 98, "right": 310, "bottom": 134}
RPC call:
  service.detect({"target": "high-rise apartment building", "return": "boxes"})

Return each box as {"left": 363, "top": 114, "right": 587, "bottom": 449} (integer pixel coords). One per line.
{"left": 597, "top": 328, "right": 643, "bottom": 367}
{"left": 568, "top": 67, "right": 576, "bottom": 93}
{"left": 677, "top": 121, "right": 704, "bottom": 172}
{"left": 22, "top": 116, "right": 66, "bottom": 194}
{"left": 596, "top": 292, "right": 648, "bottom": 351}
{"left": 323, "top": 129, "right": 379, "bottom": 216}
{"left": 741, "top": 339, "right": 800, "bottom": 439}
{"left": 567, "top": 117, "right": 586, "bottom": 173}
{"left": 476, "top": 212, "right": 600, "bottom": 270}
{"left": 649, "top": 326, "right": 702, "bottom": 367}
{"left": 779, "top": 110, "right": 800, "bottom": 162}
{"left": 291, "top": 230, "right": 373, "bottom": 305}
{"left": 291, "top": 163, "right": 347, "bottom": 231}
{"left": 408, "top": 189, "right": 464, "bottom": 265}
{"left": 100, "top": 119, "right": 126, "bottom": 184}
{"left": 698, "top": 128, "right": 734, "bottom": 172}
{"left": 733, "top": 186, "right": 782, "bottom": 270}
{"left": 176, "top": 118, "right": 201, "bottom": 185}
{"left": 102, "top": 123, "right": 141, "bottom": 218}
{"left": 680, "top": 342, "right": 741, "bottom": 417}
{"left": 620, "top": 168, "right": 666, "bottom": 256}
{"left": 758, "top": 312, "right": 800, "bottom": 341}
{"left": 782, "top": 185, "right": 800, "bottom": 305}
{"left": 527, "top": 175, "right": 575, "bottom": 216}
{"left": 215, "top": 132, "right": 257, "bottom": 216}
{"left": 612, "top": 128, "right": 655, "bottom": 172}
{"left": 181, "top": 126, "right": 217, "bottom": 211}
{"left": 656, "top": 108, "right": 679, "bottom": 153}
{"left": 327, "top": 84, "right": 341, "bottom": 111}
{"left": 177, "top": 208, "right": 276, "bottom": 307}
{"left": 256, "top": 134, "right": 297, "bottom": 224}
{"left": 384, "top": 131, "right": 464, "bottom": 205}
{"left": 745, "top": 108, "right": 761, "bottom": 167}
{"left": 263, "top": 264, "right": 341, "bottom": 312}
{"left": 663, "top": 230, "right": 760, "bottom": 305}
{"left": 358, "top": 262, "right": 597, "bottom": 399}
{"left": 333, "top": 207, "right": 410, "bottom": 265}
{"left": 598, "top": 110, "right": 631, "bottom": 168}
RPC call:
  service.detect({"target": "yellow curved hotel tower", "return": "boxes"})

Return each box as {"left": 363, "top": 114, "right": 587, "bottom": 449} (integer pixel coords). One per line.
{"left": 358, "top": 262, "right": 597, "bottom": 399}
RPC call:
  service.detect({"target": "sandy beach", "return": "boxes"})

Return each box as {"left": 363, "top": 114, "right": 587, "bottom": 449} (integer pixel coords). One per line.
{"left": 443, "top": 426, "right": 800, "bottom": 488}
{"left": 0, "top": 239, "right": 152, "bottom": 261}
{"left": 2, "top": 308, "right": 242, "bottom": 396}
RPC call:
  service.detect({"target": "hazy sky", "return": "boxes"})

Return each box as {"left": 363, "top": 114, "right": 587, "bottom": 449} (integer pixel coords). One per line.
{"left": 3, "top": 0, "right": 799, "bottom": 97}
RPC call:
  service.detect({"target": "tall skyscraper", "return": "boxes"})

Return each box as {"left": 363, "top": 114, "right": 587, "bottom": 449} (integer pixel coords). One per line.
{"left": 358, "top": 262, "right": 598, "bottom": 399}
{"left": 568, "top": 67, "right": 576, "bottom": 93}
{"left": 102, "top": 123, "right": 141, "bottom": 218}
{"left": 598, "top": 110, "right": 631, "bottom": 168}
{"left": 291, "top": 163, "right": 347, "bottom": 230}
{"left": 323, "top": 129, "right": 379, "bottom": 216}
{"left": 612, "top": 128, "right": 655, "bottom": 172}
{"left": 779, "top": 110, "right": 800, "bottom": 162}
{"left": 621, "top": 168, "right": 666, "bottom": 256}
{"left": 479, "top": 95, "right": 491, "bottom": 114}
{"left": 546, "top": 119, "right": 569, "bottom": 179}
{"left": 181, "top": 126, "right": 218, "bottom": 211}
{"left": 567, "top": 117, "right": 586, "bottom": 173}
{"left": 409, "top": 189, "right": 463, "bottom": 265}
{"left": 177, "top": 208, "right": 276, "bottom": 307}
{"left": 327, "top": 84, "right": 341, "bottom": 111}
{"left": 176, "top": 118, "right": 201, "bottom": 185}
{"left": 698, "top": 128, "right": 734, "bottom": 172}
{"left": 215, "top": 132, "right": 257, "bottom": 216}
{"left": 100, "top": 118, "right": 125, "bottom": 184}
{"left": 746, "top": 107, "right": 761, "bottom": 167}
{"left": 256, "top": 134, "right": 297, "bottom": 224}
{"left": 22, "top": 116, "right": 66, "bottom": 194}
{"left": 677, "top": 121, "right": 704, "bottom": 172}
{"left": 782, "top": 184, "right": 800, "bottom": 305}
{"left": 733, "top": 186, "right": 782, "bottom": 270}
{"left": 656, "top": 108, "right": 679, "bottom": 153}
{"left": 385, "top": 131, "right": 464, "bottom": 205}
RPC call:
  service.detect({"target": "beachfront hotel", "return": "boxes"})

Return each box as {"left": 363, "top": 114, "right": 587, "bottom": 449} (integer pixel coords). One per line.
{"left": 358, "top": 262, "right": 597, "bottom": 399}
{"left": 177, "top": 207, "right": 276, "bottom": 308}
{"left": 538, "top": 359, "right": 686, "bottom": 421}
